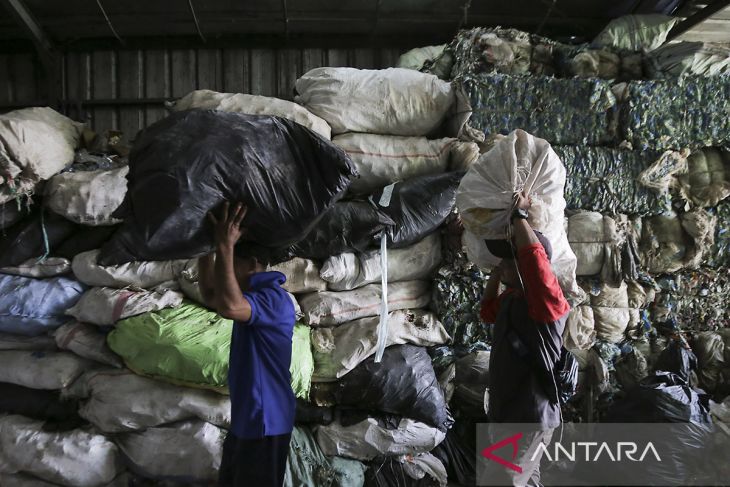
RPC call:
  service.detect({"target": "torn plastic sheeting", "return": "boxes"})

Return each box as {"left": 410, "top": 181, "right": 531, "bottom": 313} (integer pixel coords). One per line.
{"left": 0, "top": 274, "right": 85, "bottom": 337}
{"left": 311, "top": 309, "right": 449, "bottom": 381}
{"left": 459, "top": 73, "right": 617, "bottom": 146}
{"left": 298, "top": 280, "right": 431, "bottom": 327}
{"left": 620, "top": 76, "right": 730, "bottom": 150}
{"left": 168, "top": 89, "right": 332, "bottom": 139}
{"left": 320, "top": 233, "right": 442, "bottom": 292}
{"left": 285, "top": 426, "right": 367, "bottom": 487}
{"left": 319, "top": 345, "right": 452, "bottom": 431}
{"left": 556, "top": 146, "right": 677, "bottom": 216}
{"left": 316, "top": 416, "right": 446, "bottom": 461}
{"left": 371, "top": 171, "right": 463, "bottom": 249}
{"left": 98, "top": 110, "right": 355, "bottom": 265}
{"left": 116, "top": 419, "right": 224, "bottom": 482}
{"left": 0, "top": 414, "right": 120, "bottom": 487}
{"left": 78, "top": 369, "right": 230, "bottom": 433}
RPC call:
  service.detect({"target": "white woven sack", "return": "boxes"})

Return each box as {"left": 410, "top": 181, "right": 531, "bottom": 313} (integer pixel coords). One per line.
{"left": 45, "top": 166, "right": 128, "bottom": 225}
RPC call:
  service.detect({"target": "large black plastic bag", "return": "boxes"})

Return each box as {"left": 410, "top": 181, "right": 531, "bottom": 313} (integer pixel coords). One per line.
{"left": 54, "top": 224, "right": 119, "bottom": 260}
{"left": 555, "top": 348, "right": 579, "bottom": 405}
{"left": 0, "top": 382, "right": 81, "bottom": 426}
{"left": 431, "top": 430, "right": 477, "bottom": 485}
{"left": 371, "top": 171, "right": 463, "bottom": 248}
{"left": 654, "top": 339, "right": 698, "bottom": 385}
{"left": 98, "top": 110, "right": 356, "bottom": 265}
{"left": 268, "top": 201, "right": 394, "bottom": 262}
{"left": 332, "top": 345, "right": 452, "bottom": 432}
{"left": 0, "top": 210, "right": 76, "bottom": 267}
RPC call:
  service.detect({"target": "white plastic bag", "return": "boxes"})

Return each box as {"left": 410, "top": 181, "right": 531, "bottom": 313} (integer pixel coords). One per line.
{"left": 316, "top": 416, "right": 446, "bottom": 461}
{"left": 311, "top": 309, "right": 450, "bottom": 381}
{"left": 568, "top": 211, "right": 606, "bottom": 276}
{"left": 169, "top": 89, "right": 332, "bottom": 139}
{"left": 0, "top": 351, "right": 92, "bottom": 390}
{"left": 563, "top": 305, "right": 597, "bottom": 351}
{"left": 333, "top": 133, "right": 478, "bottom": 194}
{"left": 66, "top": 286, "right": 184, "bottom": 326}
{"left": 456, "top": 129, "right": 582, "bottom": 303}
{"left": 298, "top": 281, "right": 431, "bottom": 326}
{"left": 54, "top": 322, "right": 123, "bottom": 367}
{"left": 78, "top": 369, "right": 230, "bottom": 432}
{"left": 45, "top": 166, "right": 128, "bottom": 226}
{"left": 592, "top": 14, "right": 679, "bottom": 51}
{"left": 0, "top": 415, "right": 120, "bottom": 487}
{"left": 295, "top": 67, "right": 454, "bottom": 136}
{"left": 116, "top": 420, "right": 225, "bottom": 482}
{"left": 72, "top": 250, "right": 190, "bottom": 288}
{"left": 320, "top": 234, "right": 442, "bottom": 291}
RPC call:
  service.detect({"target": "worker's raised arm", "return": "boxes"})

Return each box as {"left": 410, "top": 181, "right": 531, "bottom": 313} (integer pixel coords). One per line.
{"left": 209, "top": 202, "right": 253, "bottom": 322}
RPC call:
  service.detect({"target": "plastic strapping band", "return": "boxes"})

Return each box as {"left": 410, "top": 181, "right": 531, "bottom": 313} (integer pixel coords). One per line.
{"left": 35, "top": 208, "right": 50, "bottom": 264}
{"left": 374, "top": 232, "right": 389, "bottom": 363}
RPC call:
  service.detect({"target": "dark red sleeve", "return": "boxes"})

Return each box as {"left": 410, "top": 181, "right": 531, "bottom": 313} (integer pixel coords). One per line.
{"left": 517, "top": 243, "right": 570, "bottom": 323}
{"left": 480, "top": 295, "right": 501, "bottom": 324}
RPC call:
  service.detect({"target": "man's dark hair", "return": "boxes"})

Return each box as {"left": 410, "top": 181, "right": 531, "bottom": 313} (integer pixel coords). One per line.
{"left": 484, "top": 230, "right": 553, "bottom": 261}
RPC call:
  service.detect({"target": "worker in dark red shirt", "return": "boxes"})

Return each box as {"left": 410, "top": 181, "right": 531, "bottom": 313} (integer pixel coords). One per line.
{"left": 479, "top": 191, "right": 570, "bottom": 487}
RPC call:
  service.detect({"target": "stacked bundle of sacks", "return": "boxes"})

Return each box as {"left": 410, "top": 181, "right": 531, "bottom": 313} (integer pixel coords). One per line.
{"left": 0, "top": 66, "right": 484, "bottom": 486}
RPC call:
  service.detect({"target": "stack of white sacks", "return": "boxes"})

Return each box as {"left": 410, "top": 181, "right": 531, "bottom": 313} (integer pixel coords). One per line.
{"left": 0, "top": 66, "right": 483, "bottom": 486}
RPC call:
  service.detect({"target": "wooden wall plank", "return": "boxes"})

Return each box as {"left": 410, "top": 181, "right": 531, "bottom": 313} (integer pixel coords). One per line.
{"left": 91, "top": 50, "right": 116, "bottom": 132}
{"left": 170, "top": 49, "right": 196, "bottom": 97}
{"left": 326, "top": 49, "right": 350, "bottom": 66}
{"left": 0, "top": 55, "right": 11, "bottom": 104}
{"left": 352, "top": 48, "right": 375, "bottom": 68}
{"left": 63, "top": 52, "right": 91, "bottom": 125}
{"left": 223, "top": 49, "right": 249, "bottom": 93}
{"left": 301, "top": 48, "right": 325, "bottom": 73}
{"left": 118, "top": 50, "right": 144, "bottom": 144}
{"left": 144, "top": 49, "right": 169, "bottom": 127}
{"left": 250, "top": 49, "right": 276, "bottom": 97}
{"left": 379, "top": 48, "right": 402, "bottom": 68}
{"left": 8, "top": 54, "right": 37, "bottom": 102}
{"left": 197, "top": 49, "right": 223, "bottom": 92}
{"left": 276, "top": 49, "right": 301, "bottom": 100}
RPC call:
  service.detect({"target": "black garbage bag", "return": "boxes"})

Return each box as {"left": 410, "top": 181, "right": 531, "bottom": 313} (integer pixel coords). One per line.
{"left": 597, "top": 372, "right": 714, "bottom": 486}
{"left": 555, "top": 347, "right": 579, "bottom": 405}
{"left": 0, "top": 199, "right": 33, "bottom": 230}
{"left": 371, "top": 171, "right": 463, "bottom": 248}
{"left": 332, "top": 345, "right": 452, "bottom": 432}
{"left": 654, "top": 338, "right": 698, "bottom": 385}
{"left": 294, "top": 399, "right": 334, "bottom": 425}
{"left": 98, "top": 110, "right": 356, "bottom": 265}
{"left": 365, "top": 456, "right": 443, "bottom": 487}
{"left": 431, "top": 430, "right": 477, "bottom": 486}
{"left": 0, "top": 210, "right": 77, "bottom": 267}
{"left": 264, "top": 201, "right": 394, "bottom": 262}
{"left": 54, "top": 224, "right": 120, "bottom": 260}
{"left": 0, "top": 382, "right": 82, "bottom": 426}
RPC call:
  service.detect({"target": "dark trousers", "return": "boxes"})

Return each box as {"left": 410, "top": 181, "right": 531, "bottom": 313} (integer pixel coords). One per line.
{"left": 218, "top": 432, "right": 291, "bottom": 487}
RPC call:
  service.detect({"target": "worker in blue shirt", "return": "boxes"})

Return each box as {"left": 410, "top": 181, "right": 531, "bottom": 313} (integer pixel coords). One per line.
{"left": 198, "top": 201, "right": 296, "bottom": 487}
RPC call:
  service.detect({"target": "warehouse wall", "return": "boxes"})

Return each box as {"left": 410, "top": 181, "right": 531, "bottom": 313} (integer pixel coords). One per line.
{"left": 0, "top": 46, "right": 403, "bottom": 142}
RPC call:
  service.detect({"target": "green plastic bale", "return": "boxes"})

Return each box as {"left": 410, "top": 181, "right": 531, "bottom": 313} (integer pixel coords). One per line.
{"left": 290, "top": 323, "right": 314, "bottom": 399}
{"left": 284, "top": 426, "right": 366, "bottom": 487}
{"left": 107, "top": 301, "right": 232, "bottom": 390}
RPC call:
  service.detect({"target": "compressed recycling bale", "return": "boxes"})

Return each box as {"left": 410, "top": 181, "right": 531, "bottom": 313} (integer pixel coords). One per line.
{"left": 311, "top": 309, "right": 449, "bottom": 381}
{"left": 0, "top": 274, "right": 85, "bottom": 336}
{"left": 66, "top": 286, "right": 184, "bottom": 326}
{"left": 316, "top": 416, "right": 446, "bottom": 461}
{"left": 116, "top": 420, "right": 225, "bottom": 482}
{"left": 78, "top": 369, "right": 230, "bottom": 433}
{"left": 54, "top": 322, "right": 123, "bottom": 368}
{"left": 298, "top": 281, "right": 431, "bottom": 326}
{"left": 0, "top": 415, "right": 120, "bottom": 487}
{"left": 567, "top": 211, "right": 606, "bottom": 276}
{"left": 333, "top": 133, "right": 478, "bottom": 194}
{"left": 295, "top": 67, "right": 455, "bottom": 136}
{"left": 0, "top": 257, "right": 71, "bottom": 278}
{"left": 592, "top": 14, "right": 678, "bottom": 51}
{"left": 678, "top": 148, "right": 730, "bottom": 208}
{"left": 590, "top": 282, "right": 630, "bottom": 344}
{"left": 44, "top": 166, "right": 128, "bottom": 226}
{"left": 169, "top": 89, "right": 332, "bottom": 139}
{"left": 0, "top": 351, "right": 92, "bottom": 390}
{"left": 0, "top": 107, "right": 83, "bottom": 204}
{"left": 72, "top": 249, "right": 190, "bottom": 288}
{"left": 320, "top": 233, "right": 442, "bottom": 291}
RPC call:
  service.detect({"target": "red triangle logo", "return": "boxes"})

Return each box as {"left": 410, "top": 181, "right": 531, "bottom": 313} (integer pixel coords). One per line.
{"left": 481, "top": 432, "right": 523, "bottom": 473}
